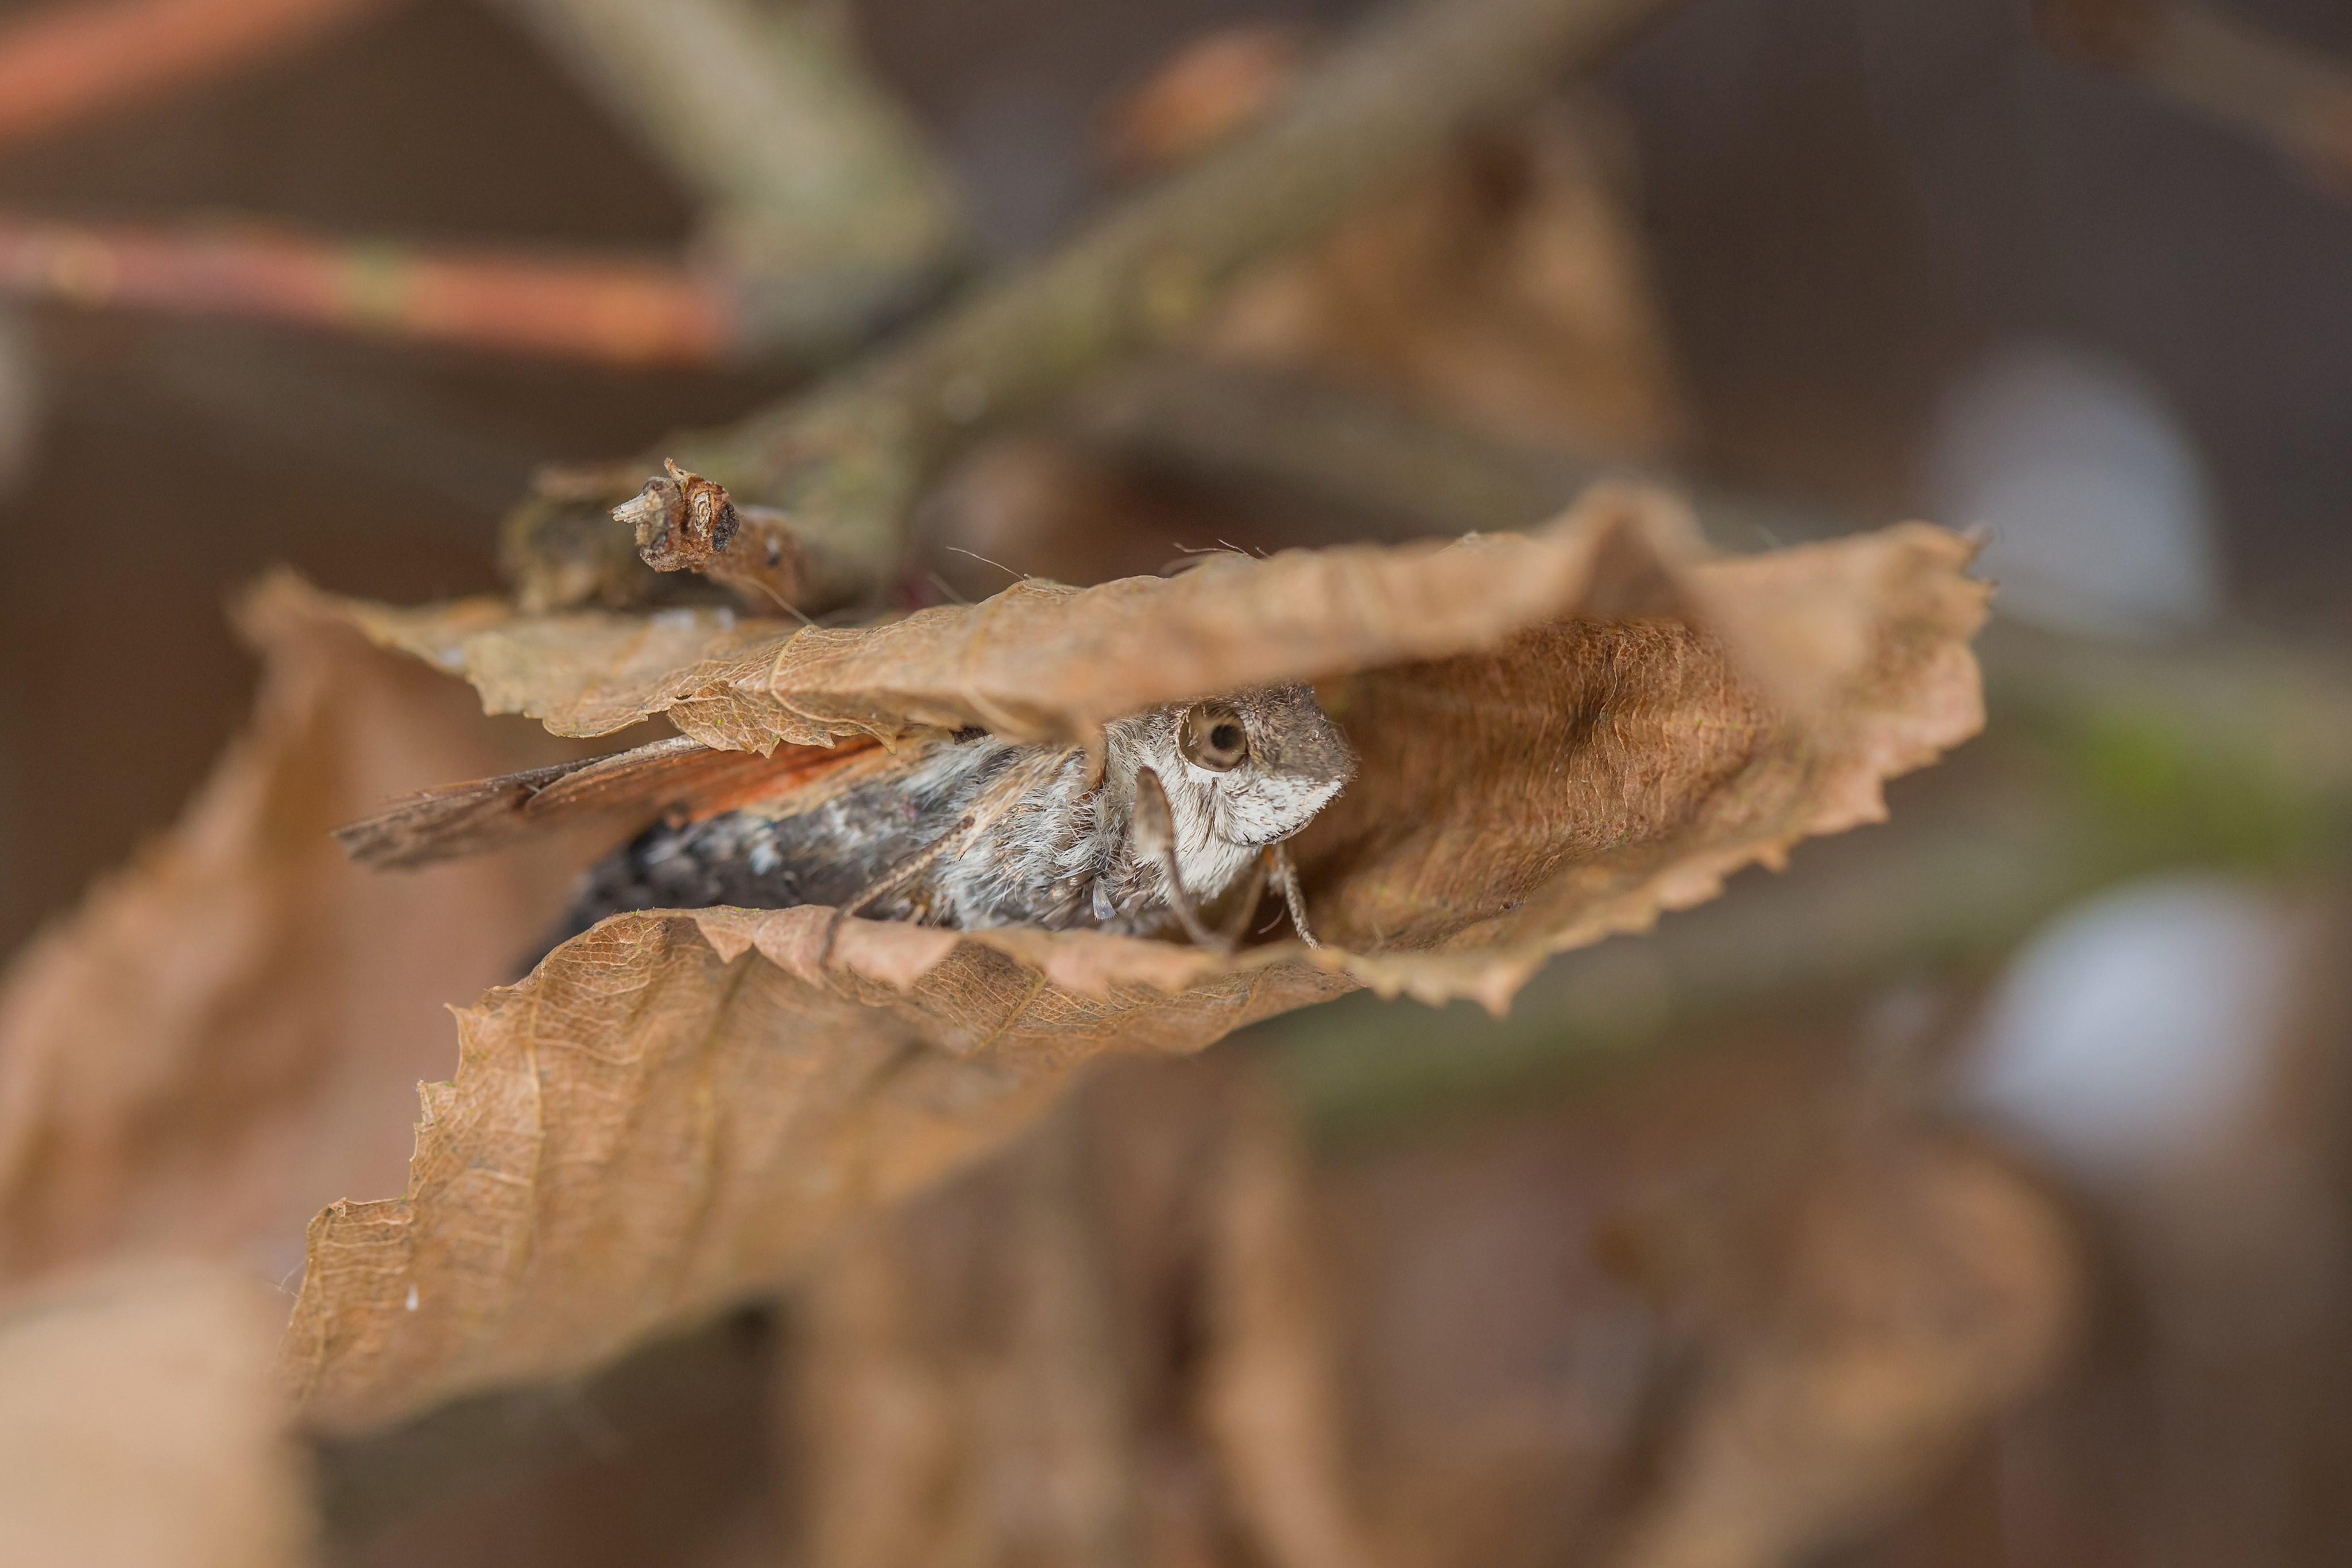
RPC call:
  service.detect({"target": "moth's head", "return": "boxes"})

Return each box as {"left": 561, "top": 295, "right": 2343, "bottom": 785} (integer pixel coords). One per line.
{"left": 1168, "top": 683, "right": 1356, "bottom": 845}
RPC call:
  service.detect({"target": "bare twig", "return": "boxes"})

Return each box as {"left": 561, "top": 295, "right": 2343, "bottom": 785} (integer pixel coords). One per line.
{"left": 505, "top": 0, "right": 1692, "bottom": 614}
{"left": 2036, "top": 0, "right": 2352, "bottom": 190}
{"left": 493, "top": 0, "right": 962, "bottom": 349}
{"left": 0, "top": 0, "right": 956, "bottom": 365}
{"left": 0, "top": 216, "right": 737, "bottom": 364}
{"left": 0, "top": 0, "right": 396, "bottom": 152}
{"left": 616, "top": 461, "right": 805, "bottom": 608}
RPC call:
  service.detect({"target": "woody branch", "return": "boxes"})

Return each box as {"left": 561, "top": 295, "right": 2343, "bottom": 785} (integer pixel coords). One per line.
{"left": 0, "top": 219, "right": 740, "bottom": 366}
{"left": 0, "top": 0, "right": 960, "bottom": 366}
{"left": 0, "top": 0, "right": 396, "bottom": 150}
{"left": 500, "top": 0, "right": 1692, "bottom": 615}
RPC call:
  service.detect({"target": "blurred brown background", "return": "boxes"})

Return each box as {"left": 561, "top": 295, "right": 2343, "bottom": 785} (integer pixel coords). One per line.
{"left": 1, "top": 0, "right": 2349, "bottom": 1565}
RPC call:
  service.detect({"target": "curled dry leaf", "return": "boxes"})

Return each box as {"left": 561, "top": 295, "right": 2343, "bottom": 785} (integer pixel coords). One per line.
{"left": 335, "top": 485, "right": 1986, "bottom": 1006}
{"left": 280, "top": 486, "right": 1987, "bottom": 1434}
{"left": 0, "top": 1265, "right": 313, "bottom": 1568}
{"left": 0, "top": 575, "right": 591, "bottom": 1286}
{"left": 283, "top": 905, "right": 1353, "bottom": 1431}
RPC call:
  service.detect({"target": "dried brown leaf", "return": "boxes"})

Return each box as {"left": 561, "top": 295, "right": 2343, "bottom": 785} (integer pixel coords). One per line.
{"left": 1303, "top": 520, "right": 1989, "bottom": 1002}
{"left": 343, "top": 484, "right": 1962, "bottom": 735}
{"left": 278, "top": 492, "right": 1986, "bottom": 1432}
{"left": 0, "top": 1265, "right": 312, "bottom": 1568}
{"left": 281, "top": 908, "right": 1349, "bottom": 1432}
{"left": 352, "top": 488, "right": 1981, "bottom": 1007}
{"left": 0, "top": 575, "right": 591, "bottom": 1285}
{"left": 336, "top": 593, "right": 813, "bottom": 752}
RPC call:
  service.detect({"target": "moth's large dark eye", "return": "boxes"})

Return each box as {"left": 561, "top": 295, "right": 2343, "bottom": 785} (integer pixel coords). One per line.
{"left": 1179, "top": 704, "right": 1250, "bottom": 772}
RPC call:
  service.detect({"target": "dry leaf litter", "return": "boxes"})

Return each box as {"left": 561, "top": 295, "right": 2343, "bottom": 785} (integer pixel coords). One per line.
{"left": 264, "top": 485, "right": 1987, "bottom": 1429}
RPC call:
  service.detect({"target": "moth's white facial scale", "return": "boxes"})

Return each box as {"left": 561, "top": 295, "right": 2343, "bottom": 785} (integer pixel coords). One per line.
{"left": 1138, "top": 730, "right": 1345, "bottom": 901}
{"left": 1104, "top": 684, "right": 1357, "bottom": 908}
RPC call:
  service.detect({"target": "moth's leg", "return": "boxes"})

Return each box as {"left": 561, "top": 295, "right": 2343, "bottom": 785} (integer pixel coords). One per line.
{"left": 1272, "top": 841, "right": 1319, "bottom": 948}
{"left": 1133, "top": 767, "right": 1227, "bottom": 952}
{"left": 818, "top": 810, "right": 975, "bottom": 965}
{"left": 1218, "top": 848, "right": 1274, "bottom": 948}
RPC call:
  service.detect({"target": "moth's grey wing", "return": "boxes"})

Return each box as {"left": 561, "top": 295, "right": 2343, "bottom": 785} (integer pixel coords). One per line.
{"left": 521, "top": 735, "right": 786, "bottom": 819}
{"left": 332, "top": 758, "right": 589, "bottom": 870}
{"left": 331, "top": 734, "right": 748, "bottom": 871}
{"left": 335, "top": 733, "right": 892, "bottom": 871}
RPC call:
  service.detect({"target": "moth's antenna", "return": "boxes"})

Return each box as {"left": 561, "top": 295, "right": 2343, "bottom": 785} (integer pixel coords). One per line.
{"left": 734, "top": 574, "right": 816, "bottom": 628}
{"left": 924, "top": 571, "right": 972, "bottom": 607}
{"left": 945, "top": 545, "right": 1026, "bottom": 582}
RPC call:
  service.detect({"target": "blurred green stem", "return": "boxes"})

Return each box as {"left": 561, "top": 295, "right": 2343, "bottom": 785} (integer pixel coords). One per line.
{"left": 496, "top": 0, "right": 963, "bottom": 350}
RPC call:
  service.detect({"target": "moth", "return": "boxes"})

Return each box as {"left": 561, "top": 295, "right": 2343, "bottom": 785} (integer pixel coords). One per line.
{"left": 337, "top": 685, "right": 1357, "bottom": 954}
